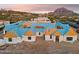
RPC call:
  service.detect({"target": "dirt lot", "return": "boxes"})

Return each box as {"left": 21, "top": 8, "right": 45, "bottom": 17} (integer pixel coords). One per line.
{"left": 0, "top": 38, "right": 79, "bottom": 54}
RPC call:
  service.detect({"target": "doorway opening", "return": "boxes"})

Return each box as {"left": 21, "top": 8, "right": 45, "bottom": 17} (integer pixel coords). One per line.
{"left": 56, "top": 36, "right": 59, "bottom": 43}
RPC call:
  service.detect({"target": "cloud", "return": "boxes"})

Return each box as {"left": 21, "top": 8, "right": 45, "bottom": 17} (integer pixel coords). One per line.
{"left": 0, "top": 4, "right": 79, "bottom": 13}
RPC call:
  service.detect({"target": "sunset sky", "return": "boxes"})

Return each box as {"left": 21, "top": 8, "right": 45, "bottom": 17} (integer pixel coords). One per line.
{"left": 0, "top": 4, "right": 79, "bottom": 13}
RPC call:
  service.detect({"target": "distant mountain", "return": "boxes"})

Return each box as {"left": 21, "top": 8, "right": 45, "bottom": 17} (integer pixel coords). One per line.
{"left": 48, "top": 7, "right": 78, "bottom": 16}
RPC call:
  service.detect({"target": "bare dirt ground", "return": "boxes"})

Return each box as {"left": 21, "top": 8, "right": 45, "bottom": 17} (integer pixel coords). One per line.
{"left": 0, "top": 37, "right": 79, "bottom": 54}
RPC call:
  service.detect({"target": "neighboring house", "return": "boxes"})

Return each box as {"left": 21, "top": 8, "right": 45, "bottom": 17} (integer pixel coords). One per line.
{"left": 53, "top": 22, "right": 70, "bottom": 43}
{"left": 23, "top": 31, "right": 36, "bottom": 42}
{"left": 0, "top": 20, "right": 10, "bottom": 25}
{"left": 4, "top": 21, "right": 10, "bottom": 25}
{"left": 44, "top": 22, "right": 77, "bottom": 43}
{"left": 31, "top": 17, "right": 51, "bottom": 23}
{"left": 64, "top": 27, "right": 77, "bottom": 43}
{"left": 44, "top": 28, "right": 56, "bottom": 41}
{"left": 54, "top": 31, "right": 64, "bottom": 42}
{"left": 4, "top": 32, "right": 22, "bottom": 44}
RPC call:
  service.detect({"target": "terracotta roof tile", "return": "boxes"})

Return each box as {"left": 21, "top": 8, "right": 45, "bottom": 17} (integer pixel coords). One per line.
{"left": 4, "top": 32, "right": 17, "bottom": 38}
{"left": 44, "top": 30, "right": 51, "bottom": 35}
{"left": 66, "top": 27, "right": 77, "bottom": 36}
{"left": 24, "top": 30, "right": 34, "bottom": 36}
{"left": 54, "top": 31, "right": 61, "bottom": 36}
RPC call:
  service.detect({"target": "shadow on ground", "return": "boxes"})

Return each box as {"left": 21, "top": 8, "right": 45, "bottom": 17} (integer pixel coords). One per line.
{"left": 0, "top": 38, "right": 79, "bottom": 54}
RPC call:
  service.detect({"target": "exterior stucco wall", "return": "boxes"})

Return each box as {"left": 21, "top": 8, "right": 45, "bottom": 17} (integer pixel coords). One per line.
{"left": 45, "top": 35, "right": 64, "bottom": 42}
{"left": 36, "top": 32, "right": 44, "bottom": 37}
{"left": 0, "top": 39, "right": 5, "bottom": 45}
{"left": 54, "top": 35, "right": 64, "bottom": 42}
{"left": 45, "top": 35, "right": 54, "bottom": 41}
{"left": 4, "top": 37, "right": 21, "bottom": 44}
{"left": 3, "top": 30, "right": 5, "bottom": 34}
{"left": 63, "top": 35, "right": 77, "bottom": 43}
{"left": 58, "top": 35, "right": 64, "bottom": 42}
{"left": 16, "top": 37, "right": 23, "bottom": 43}
{"left": 22, "top": 35, "right": 36, "bottom": 42}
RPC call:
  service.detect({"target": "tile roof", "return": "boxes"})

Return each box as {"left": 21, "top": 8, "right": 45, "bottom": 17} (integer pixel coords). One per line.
{"left": 4, "top": 21, "right": 73, "bottom": 37}
{"left": 44, "top": 30, "right": 51, "bottom": 35}
{"left": 65, "top": 27, "right": 77, "bottom": 36}
{"left": 24, "top": 30, "right": 34, "bottom": 36}
{"left": 4, "top": 32, "right": 17, "bottom": 38}
{"left": 54, "top": 31, "right": 61, "bottom": 36}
